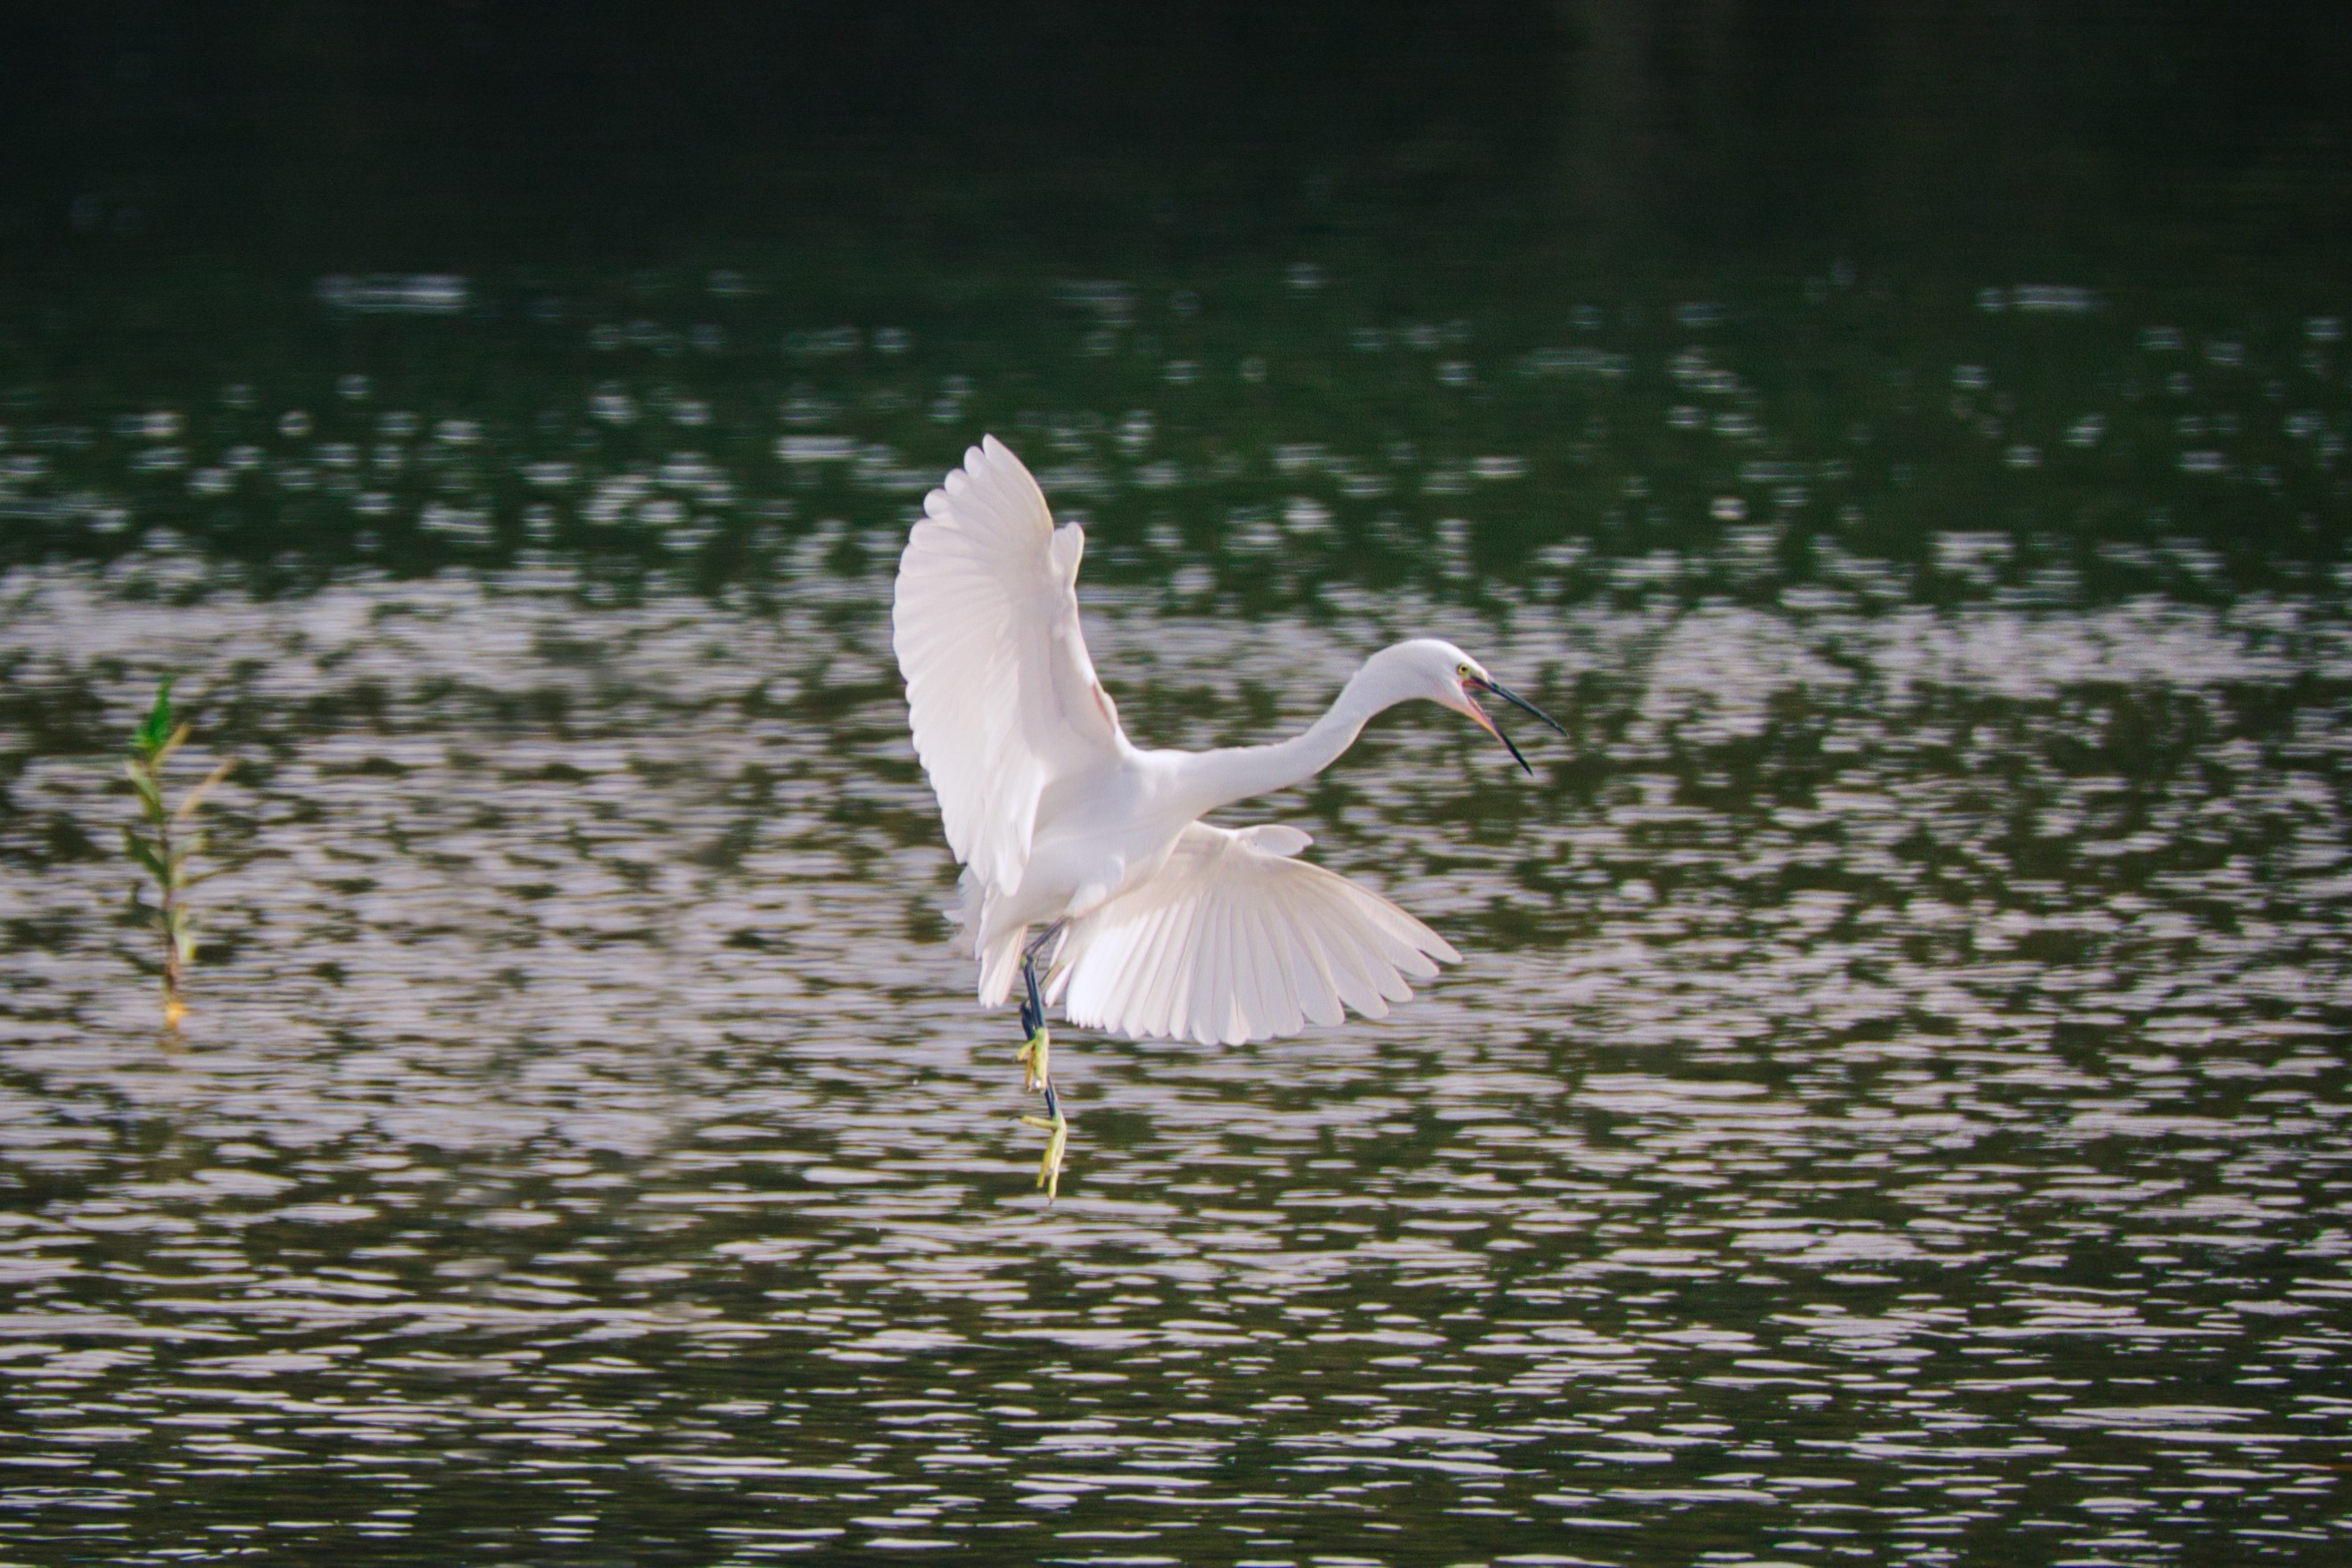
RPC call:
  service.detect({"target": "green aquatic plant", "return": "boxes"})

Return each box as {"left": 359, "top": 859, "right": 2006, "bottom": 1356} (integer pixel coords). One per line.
{"left": 123, "top": 680, "right": 234, "bottom": 1031}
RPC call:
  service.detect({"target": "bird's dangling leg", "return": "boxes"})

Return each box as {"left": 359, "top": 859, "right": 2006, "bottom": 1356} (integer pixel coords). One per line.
{"left": 1015, "top": 955, "right": 1050, "bottom": 1093}
{"left": 1012, "top": 923, "right": 1069, "bottom": 1199}
{"left": 1013, "top": 924, "right": 1060, "bottom": 1094}
{"left": 1019, "top": 1081, "right": 1069, "bottom": 1201}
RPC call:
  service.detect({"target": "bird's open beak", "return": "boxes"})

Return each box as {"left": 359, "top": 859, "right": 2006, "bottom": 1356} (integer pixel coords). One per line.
{"left": 1463, "top": 675, "right": 1568, "bottom": 776}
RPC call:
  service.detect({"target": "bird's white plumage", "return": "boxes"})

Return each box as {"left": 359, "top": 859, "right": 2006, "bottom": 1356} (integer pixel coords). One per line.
{"left": 894, "top": 436, "right": 1500, "bottom": 1048}
{"left": 892, "top": 436, "right": 1124, "bottom": 898}
{"left": 1049, "top": 822, "right": 1462, "bottom": 1045}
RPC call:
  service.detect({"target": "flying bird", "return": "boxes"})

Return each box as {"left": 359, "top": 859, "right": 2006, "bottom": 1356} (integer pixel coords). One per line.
{"left": 892, "top": 437, "right": 1564, "bottom": 1197}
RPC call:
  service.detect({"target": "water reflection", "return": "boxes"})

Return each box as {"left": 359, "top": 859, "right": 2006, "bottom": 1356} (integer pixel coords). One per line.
{"left": 2, "top": 216, "right": 2350, "bottom": 1563}
{"left": 4, "top": 493, "right": 2349, "bottom": 1559}
{"left": 7, "top": 0, "right": 2351, "bottom": 1550}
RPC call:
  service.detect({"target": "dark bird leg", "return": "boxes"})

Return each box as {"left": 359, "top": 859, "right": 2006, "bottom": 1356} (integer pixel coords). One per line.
{"left": 1015, "top": 924, "right": 1058, "bottom": 1093}
{"left": 1013, "top": 923, "right": 1069, "bottom": 1199}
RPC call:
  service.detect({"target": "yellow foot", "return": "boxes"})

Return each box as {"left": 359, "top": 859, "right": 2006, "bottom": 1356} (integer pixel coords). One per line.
{"left": 1019, "top": 1106, "right": 1069, "bottom": 1201}
{"left": 1015, "top": 1026, "right": 1051, "bottom": 1094}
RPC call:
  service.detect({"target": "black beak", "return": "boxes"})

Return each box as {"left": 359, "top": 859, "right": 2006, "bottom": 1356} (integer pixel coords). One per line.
{"left": 1468, "top": 676, "right": 1568, "bottom": 777}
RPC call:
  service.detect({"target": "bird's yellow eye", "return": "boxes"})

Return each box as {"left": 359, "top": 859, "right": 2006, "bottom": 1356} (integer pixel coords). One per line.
{"left": 1456, "top": 663, "right": 1472, "bottom": 679}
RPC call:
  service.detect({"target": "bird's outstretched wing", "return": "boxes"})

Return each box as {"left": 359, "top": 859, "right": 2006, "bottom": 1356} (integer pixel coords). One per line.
{"left": 893, "top": 436, "right": 1126, "bottom": 895}
{"left": 1050, "top": 822, "right": 1462, "bottom": 1045}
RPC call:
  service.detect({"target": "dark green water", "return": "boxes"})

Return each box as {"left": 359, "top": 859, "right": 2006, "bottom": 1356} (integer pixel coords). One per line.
{"left": 3, "top": 7, "right": 2350, "bottom": 1564}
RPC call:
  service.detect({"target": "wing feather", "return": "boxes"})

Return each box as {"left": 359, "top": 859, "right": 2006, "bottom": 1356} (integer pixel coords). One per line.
{"left": 1310, "top": 885, "right": 1388, "bottom": 1019}
{"left": 893, "top": 436, "right": 1124, "bottom": 895}
{"left": 1232, "top": 899, "right": 1273, "bottom": 1039}
{"left": 1132, "top": 903, "right": 1178, "bottom": 1039}
{"left": 1154, "top": 899, "right": 1192, "bottom": 1042}
{"left": 1278, "top": 885, "right": 1345, "bottom": 1028}
{"left": 1201, "top": 901, "right": 1235, "bottom": 1045}
{"left": 1242, "top": 897, "right": 1304, "bottom": 1039}
{"left": 1058, "top": 821, "right": 1458, "bottom": 1045}
{"left": 1189, "top": 901, "right": 1217, "bottom": 1045}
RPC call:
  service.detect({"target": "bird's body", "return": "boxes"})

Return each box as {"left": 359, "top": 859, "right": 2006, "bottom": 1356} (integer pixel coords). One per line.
{"left": 955, "top": 652, "right": 1464, "bottom": 1042}
{"left": 892, "top": 437, "right": 1563, "bottom": 1192}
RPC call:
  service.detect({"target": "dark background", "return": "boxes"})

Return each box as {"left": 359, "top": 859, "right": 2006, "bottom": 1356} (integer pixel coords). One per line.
{"left": 3, "top": 0, "right": 2348, "bottom": 276}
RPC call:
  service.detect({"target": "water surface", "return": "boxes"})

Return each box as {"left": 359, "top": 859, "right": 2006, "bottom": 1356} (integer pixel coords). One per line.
{"left": 4, "top": 13, "right": 2352, "bottom": 1562}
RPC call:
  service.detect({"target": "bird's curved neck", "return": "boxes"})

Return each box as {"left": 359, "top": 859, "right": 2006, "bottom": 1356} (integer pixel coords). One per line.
{"left": 1172, "top": 657, "right": 1410, "bottom": 817}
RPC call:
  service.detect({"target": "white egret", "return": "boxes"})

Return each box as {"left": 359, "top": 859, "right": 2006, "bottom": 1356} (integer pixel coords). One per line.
{"left": 892, "top": 437, "right": 1564, "bottom": 1196}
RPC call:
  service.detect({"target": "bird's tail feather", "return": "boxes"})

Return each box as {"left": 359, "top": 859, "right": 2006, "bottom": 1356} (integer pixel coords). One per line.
{"left": 976, "top": 929, "right": 1024, "bottom": 1007}
{"left": 955, "top": 866, "right": 1026, "bottom": 1008}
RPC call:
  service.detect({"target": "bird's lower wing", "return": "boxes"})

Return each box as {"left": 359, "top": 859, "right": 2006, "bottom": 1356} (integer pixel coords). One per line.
{"left": 1050, "top": 821, "right": 1462, "bottom": 1046}
{"left": 893, "top": 436, "right": 1125, "bottom": 895}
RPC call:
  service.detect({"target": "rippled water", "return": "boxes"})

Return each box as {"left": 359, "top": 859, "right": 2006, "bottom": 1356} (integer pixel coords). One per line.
{"left": 4, "top": 245, "right": 2352, "bottom": 1564}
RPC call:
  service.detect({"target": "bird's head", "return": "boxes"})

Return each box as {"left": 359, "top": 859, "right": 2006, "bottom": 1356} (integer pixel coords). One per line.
{"left": 1390, "top": 639, "right": 1569, "bottom": 775}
